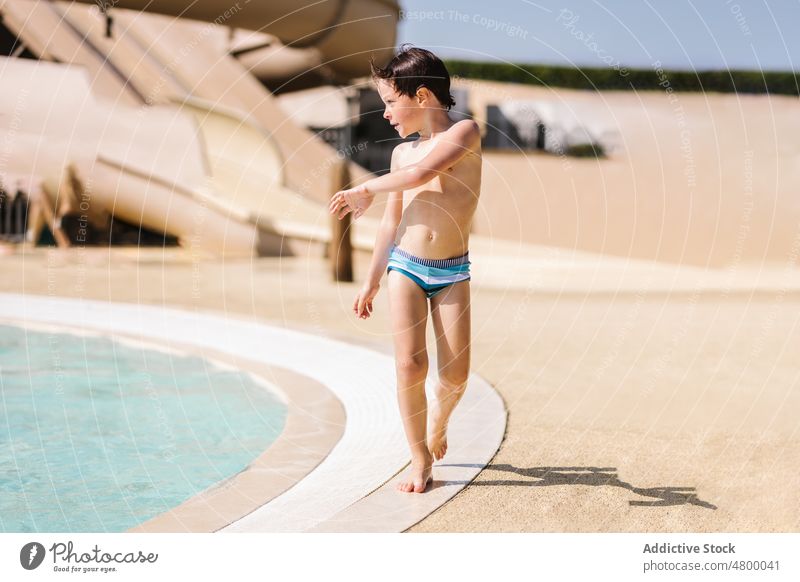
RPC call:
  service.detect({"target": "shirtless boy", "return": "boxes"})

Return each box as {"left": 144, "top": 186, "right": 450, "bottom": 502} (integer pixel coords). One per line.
{"left": 328, "top": 45, "right": 481, "bottom": 494}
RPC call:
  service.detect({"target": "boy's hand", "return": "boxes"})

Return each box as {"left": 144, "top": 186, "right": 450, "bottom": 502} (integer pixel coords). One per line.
{"left": 329, "top": 184, "right": 374, "bottom": 221}
{"left": 353, "top": 283, "right": 379, "bottom": 319}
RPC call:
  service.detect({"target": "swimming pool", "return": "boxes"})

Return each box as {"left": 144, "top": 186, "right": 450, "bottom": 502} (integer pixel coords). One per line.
{"left": 0, "top": 323, "right": 287, "bottom": 532}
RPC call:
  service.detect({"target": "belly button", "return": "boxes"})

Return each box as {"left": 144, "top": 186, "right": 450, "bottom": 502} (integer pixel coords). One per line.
{"left": 428, "top": 233, "right": 434, "bottom": 241}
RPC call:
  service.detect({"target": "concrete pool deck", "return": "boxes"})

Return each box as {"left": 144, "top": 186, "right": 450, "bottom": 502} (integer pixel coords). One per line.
{"left": 0, "top": 291, "right": 506, "bottom": 532}
{"left": 2, "top": 245, "right": 799, "bottom": 532}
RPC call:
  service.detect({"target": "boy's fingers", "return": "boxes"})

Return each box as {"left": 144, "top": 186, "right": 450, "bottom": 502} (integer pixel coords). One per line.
{"left": 330, "top": 194, "right": 345, "bottom": 213}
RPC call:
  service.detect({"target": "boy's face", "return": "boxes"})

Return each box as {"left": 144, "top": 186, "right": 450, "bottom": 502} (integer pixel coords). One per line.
{"left": 375, "top": 79, "right": 421, "bottom": 139}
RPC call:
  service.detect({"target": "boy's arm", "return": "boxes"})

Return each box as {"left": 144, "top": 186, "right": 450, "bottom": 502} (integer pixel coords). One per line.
{"left": 329, "top": 120, "right": 480, "bottom": 218}
{"left": 364, "top": 119, "right": 481, "bottom": 194}
{"left": 363, "top": 147, "right": 404, "bottom": 288}
{"left": 362, "top": 119, "right": 480, "bottom": 194}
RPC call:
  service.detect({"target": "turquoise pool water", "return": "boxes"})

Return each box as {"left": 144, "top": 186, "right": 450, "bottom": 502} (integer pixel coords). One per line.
{"left": 0, "top": 323, "right": 288, "bottom": 532}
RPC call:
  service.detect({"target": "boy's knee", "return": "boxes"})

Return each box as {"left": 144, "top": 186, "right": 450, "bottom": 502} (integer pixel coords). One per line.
{"left": 396, "top": 353, "right": 428, "bottom": 379}
{"left": 439, "top": 370, "right": 469, "bottom": 392}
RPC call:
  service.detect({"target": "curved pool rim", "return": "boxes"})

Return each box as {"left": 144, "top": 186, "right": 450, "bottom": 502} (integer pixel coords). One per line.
{"left": 0, "top": 316, "right": 345, "bottom": 533}
{"left": 0, "top": 293, "right": 507, "bottom": 533}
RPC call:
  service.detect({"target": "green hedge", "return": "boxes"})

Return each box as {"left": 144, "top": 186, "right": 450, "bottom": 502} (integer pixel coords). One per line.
{"left": 445, "top": 60, "right": 800, "bottom": 95}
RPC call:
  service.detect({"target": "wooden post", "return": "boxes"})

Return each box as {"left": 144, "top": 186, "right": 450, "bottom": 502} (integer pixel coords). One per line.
{"left": 27, "top": 184, "right": 70, "bottom": 248}
{"left": 330, "top": 157, "right": 353, "bottom": 282}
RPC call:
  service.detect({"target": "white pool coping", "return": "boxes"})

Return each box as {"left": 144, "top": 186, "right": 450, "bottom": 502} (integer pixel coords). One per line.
{"left": 0, "top": 293, "right": 507, "bottom": 532}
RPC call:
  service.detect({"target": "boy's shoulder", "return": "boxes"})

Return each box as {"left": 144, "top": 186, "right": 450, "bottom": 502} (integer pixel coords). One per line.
{"left": 432, "top": 119, "right": 481, "bottom": 150}
{"left": 390, "top": 140, "right": 412, "bottom": 167}
{"left": 391, "top": 120, "right": 481, "bottom": 166}
{"left": 450, "top": 119, "right": 481, "bottom": 146}
{"left": 451, "top": 118, "right": 480, "bottom": 132}
{"left": 395, "top": 120, "right": 479, "bottom": 150}
{"left": 393, "top": 140, "right": 412, "bottom": 154}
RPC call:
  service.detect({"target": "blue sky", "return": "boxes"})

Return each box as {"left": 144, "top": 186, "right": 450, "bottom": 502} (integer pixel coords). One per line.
{"left": 396, "top": 0, "right": 799, "bottom": 71}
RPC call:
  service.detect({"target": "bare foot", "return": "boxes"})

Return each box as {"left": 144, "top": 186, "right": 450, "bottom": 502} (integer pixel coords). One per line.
{"left": 396, "top": 453, "right": 433, "bottom": 493}
{"left": 427, "top": 399, "right": 449, "bottom": 461}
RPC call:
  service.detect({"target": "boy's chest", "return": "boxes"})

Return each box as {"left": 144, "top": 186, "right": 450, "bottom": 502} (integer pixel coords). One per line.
{"left": 400, "top": 140, "right": 474, "bottom": 175}
{"left": 400, "top": 141, "right": 435, "bottom": 167}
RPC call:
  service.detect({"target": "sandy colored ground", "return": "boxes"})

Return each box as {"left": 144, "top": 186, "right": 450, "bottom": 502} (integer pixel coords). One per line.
{"left": 2, "top": 245, "right": 798, "bottom": 532}
{"left": 456, "top": 79, "right": 800, "bottom": 269}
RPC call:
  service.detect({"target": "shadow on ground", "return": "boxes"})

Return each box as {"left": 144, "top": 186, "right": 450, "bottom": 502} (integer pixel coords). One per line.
{"left": 441, "top": 464, "right": 717, "bottom": 509}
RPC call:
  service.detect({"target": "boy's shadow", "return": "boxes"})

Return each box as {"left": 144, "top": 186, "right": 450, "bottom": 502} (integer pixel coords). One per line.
{"left": 440, "top": 464, "right": 717, "bottom": 509}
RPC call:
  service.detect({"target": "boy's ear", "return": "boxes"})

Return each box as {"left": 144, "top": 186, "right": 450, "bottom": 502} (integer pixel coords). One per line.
{"left": 415, "top": 86, "right": 431, "bottom": 104}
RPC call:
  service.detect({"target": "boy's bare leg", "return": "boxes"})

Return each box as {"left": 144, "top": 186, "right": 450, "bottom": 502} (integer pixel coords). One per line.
{"left": 387, "top": 270, "right": 434, "bottom": 493}
{"left": 428, "top": 280, "right": 471, "bottom": 461}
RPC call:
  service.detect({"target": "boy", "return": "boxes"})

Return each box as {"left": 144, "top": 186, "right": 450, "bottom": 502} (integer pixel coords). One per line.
{"left": 328, "top": 45, "right": 481, "bottom": 494}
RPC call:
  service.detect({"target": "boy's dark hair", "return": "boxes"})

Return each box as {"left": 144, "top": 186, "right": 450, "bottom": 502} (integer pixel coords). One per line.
{"left": 369, "top": 44, "right": 456, "bottom": 110}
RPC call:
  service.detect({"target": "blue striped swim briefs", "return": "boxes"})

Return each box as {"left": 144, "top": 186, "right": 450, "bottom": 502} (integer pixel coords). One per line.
{"left": 386, "top": 244, "right": 471, "bottom": 299}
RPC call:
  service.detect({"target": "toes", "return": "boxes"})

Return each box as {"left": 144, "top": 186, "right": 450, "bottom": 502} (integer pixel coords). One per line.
{"left": 431, "top": 441, "right": 446, "bottom": 461}
{"left": 399, "top": 478, "right": 423, "bottom": 493}
{"left": 428, "top": 438, "right": 443, "bottom": 461}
